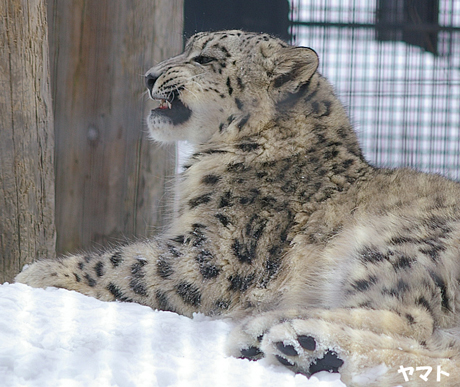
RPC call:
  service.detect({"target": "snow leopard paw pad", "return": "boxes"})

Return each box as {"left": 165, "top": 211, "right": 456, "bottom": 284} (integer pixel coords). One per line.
{"left": 228, "top": 315, "right": 345, "bottom": 377}
{"left": 273, "top": 335, "right": 344, "bottom": 376}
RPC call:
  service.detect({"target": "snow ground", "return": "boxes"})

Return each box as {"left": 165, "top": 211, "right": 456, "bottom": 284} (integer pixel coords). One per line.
{"left": 0, "top": 283, "right": 345, "bottom": 387}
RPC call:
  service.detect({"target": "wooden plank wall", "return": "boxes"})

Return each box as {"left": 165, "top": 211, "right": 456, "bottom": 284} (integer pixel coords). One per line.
{"left": 47, "top": 0, "right": 184, "bottom": 254}
{"left": 0, "top": 0, "right": 56, "bottom": 282}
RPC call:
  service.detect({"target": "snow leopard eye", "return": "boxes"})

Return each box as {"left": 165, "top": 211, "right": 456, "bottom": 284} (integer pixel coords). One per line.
{"left": 193, "top": 55, "right": 216, "bottom": 65}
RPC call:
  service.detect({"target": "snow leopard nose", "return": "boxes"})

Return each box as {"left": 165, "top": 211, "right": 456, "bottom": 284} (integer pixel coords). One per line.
{"left": 145, "top": 73, "right": 158, "bottom": 97}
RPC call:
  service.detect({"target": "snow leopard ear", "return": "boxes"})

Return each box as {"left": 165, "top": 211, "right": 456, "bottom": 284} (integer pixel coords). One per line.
{"left": 269, "top": 46, "right": 319, "bottom": 95}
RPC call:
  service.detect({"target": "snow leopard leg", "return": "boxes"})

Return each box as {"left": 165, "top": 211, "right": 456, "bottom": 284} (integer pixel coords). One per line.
{"left": 227, "top": 308, "right": 460, "bottom": 386}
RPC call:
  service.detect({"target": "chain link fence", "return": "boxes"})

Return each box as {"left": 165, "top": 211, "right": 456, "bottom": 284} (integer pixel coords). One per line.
{"left": 289, "top": 0, "right": 460, "bottom": 179}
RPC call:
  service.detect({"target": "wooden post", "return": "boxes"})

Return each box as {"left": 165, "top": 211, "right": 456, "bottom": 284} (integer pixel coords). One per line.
{"left": 0, "top": 0, "right": 56, "bottom": 282}
{"left": 47, "top": 0, "right": 184, "bottom": 253}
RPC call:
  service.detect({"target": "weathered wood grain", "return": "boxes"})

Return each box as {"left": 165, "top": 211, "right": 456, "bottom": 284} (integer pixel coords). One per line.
{"left": 47, "top": 0, "right": 184, "bottom": 253}
{"left": 0, "top": 0, "right": 56, "bottom": 282}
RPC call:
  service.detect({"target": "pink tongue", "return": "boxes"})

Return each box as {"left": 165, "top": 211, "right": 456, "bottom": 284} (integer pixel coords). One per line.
{"left": 159, "top": 105, "right": 168, "bottom": 110}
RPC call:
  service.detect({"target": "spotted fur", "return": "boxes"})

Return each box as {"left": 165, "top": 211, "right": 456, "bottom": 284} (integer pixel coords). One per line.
{"left": 16, "top": 31, "right": 460, "bottom": 386}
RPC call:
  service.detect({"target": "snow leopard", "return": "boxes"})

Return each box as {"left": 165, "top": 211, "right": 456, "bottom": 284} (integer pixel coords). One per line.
{"left": 15, "top": 30, "right": 460, "bottom": 386}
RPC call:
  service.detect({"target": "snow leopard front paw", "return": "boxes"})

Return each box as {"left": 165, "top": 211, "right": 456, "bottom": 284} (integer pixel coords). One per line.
{"left": 264, "top": 319, "right": 345, "bottom": 376}
{"left": 227, "top": 311, "right": 345, "bottom": 377}
{"left": 226, "top": 311, "right": 282, "bottom": 361}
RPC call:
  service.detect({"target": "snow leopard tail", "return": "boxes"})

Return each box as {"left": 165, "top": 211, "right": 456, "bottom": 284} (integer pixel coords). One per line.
{"left": 14, "top": 241, "right": 170, "bottom": 310}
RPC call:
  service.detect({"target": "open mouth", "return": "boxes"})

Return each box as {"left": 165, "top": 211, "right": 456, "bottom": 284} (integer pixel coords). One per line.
{"left": 151, "top": 90, "right": 192, "bottom": 126}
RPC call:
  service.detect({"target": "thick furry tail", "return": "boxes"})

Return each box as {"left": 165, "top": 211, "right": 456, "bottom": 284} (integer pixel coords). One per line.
{"left": 15, "top": 242, "right": 162, "bottom": 307}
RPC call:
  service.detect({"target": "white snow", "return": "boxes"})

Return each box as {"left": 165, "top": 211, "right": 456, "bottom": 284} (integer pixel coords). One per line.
{"left": 0, "top": 283, "right": 345, "bottom": 387}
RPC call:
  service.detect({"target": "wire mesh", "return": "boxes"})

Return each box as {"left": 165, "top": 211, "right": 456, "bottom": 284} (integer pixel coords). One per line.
{"left": 289, "top": 0, "right": 460, "bottom": 179}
